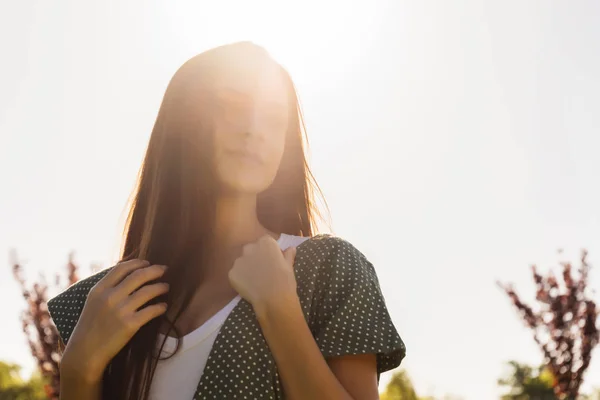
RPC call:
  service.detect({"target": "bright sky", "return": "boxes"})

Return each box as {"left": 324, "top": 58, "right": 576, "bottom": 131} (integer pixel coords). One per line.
{"left": 1, "top": 1, "right": 599, "bottom": 399}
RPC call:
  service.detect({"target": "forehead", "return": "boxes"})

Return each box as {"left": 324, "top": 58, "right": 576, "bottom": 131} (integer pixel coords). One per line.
{"left": 212, "top": 60, "right": 289, "bottom": 108}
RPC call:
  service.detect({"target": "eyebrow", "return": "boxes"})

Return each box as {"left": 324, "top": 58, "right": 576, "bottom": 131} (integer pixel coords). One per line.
{"left": 215, "top": 88, "right": 287, "bottom": 109}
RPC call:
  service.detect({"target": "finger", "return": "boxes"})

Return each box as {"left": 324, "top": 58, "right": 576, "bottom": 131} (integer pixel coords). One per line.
{"left": 242, "top": 242, "right": 255, "bottom": 256}
{"left": 260, "top": 235, "right": 279, "bottom": 247}
{"left": 259, "top": 235, "right": 274, "bottom": 243}
{"left": 99, "top": 259, "right": 151, "bottom": 289}
{"left": 283, "top": 246, "right": 297, "bottom": 266}
{"left": 116, "top": 264, "right": 168, "bottom": 297}
{"left": 131, "top": 303, "right": 168, "bottom": 329}
{"left": 123, "top": 282, "right": 170, "bottom": 312}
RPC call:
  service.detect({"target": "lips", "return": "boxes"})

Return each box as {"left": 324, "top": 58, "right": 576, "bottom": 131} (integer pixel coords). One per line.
{"left": 226, "top": 149, "right": 264, "bottom": 165}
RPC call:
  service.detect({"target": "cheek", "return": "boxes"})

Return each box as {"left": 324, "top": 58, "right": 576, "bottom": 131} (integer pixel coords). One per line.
{"left": 244, "top": 133, "right": 286, "bottom": 190}
{"left": 263, "top": 132, "right": 286, "bottom": 176}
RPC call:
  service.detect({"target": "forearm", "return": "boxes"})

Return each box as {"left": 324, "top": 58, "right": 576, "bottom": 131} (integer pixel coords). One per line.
{"left": 254, "top": 293, "right": 354, "bottom": 400}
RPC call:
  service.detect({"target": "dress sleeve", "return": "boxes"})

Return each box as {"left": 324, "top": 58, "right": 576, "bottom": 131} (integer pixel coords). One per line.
{"left": 47, "top": 269, "right": 110, "bottom": 345}
{"left": 311, "top": 238, "right": 406, "bottom": 378}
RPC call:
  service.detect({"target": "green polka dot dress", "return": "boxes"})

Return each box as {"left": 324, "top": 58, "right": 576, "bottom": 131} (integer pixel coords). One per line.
{"left": 48, "top": 234, "right": 406, "bottom": 399}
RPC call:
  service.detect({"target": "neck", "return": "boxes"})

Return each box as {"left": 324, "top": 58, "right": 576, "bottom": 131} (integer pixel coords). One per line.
{"left": 212, "top": 193, "right": 274, "bottom": 251}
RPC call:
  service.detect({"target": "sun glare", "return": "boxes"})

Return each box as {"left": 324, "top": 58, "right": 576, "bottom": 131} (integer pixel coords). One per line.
{"left": 160, "top": 0, "right": 385, "bottom": 83}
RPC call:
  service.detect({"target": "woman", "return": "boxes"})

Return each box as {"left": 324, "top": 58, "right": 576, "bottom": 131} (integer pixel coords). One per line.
{"left": 48, "top": 42, "right": 405, "bottom": 400}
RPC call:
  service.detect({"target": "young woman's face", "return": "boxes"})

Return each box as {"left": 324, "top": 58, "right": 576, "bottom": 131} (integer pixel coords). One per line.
{"left": 211, "top": 62, "right": 290, "bottom": 195}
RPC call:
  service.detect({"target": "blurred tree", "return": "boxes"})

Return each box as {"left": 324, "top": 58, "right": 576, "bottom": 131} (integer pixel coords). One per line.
{"left": 380, "top": 370, "right": 419, "bottom": 400}
{"left": 418, "top": 396, "right": 464, "bottom": 400}
{"left": 498, "top": 360, "right": 557, "bottom": 400}
{"left": 11, "top": 251, "right": 81, "bottom": 400}
{"left": 380, "top": 370, "right": 463, "bottom": 400}
{"left": 0, "top": 361, "right": 46, "bottom": 400}
{"left": 498, "top": 250, "right": 600, "bottom": 399}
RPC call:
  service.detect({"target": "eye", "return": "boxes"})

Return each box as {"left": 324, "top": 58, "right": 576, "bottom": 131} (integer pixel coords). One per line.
{"left": 216, "top": 102, "right": 248, "bottom": 127}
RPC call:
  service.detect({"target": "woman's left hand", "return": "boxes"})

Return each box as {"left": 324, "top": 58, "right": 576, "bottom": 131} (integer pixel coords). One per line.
{"left": 228, "top": 235, "right": 298, "bottom": 310}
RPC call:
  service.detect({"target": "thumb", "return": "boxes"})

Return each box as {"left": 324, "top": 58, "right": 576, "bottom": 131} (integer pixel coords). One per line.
{"left": 283, "top": 246, "right": 297, "bottom": 266}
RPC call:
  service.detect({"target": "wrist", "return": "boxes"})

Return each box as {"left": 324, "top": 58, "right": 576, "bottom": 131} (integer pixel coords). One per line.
{"left": 61, "top": 347, "right": 105, "bottom": 385}
{"left": 253, "top": 290, "right": 301, "bottom": 323}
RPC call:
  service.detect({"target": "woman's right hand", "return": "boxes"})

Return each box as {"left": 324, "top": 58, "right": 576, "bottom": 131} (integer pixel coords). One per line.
{"left": 60, "top": 259, "right": 170, "bottom": 384}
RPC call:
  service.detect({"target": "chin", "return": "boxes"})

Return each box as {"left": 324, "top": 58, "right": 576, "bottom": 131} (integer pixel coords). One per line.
{"left": 216, "top": 164, "right": 277, "bottom": 196}
{"left": 220, "top": 178, "right": 272, "bottom": 196}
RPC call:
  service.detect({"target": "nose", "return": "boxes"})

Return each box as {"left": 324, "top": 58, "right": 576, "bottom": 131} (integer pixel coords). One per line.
{"left": 241, "top": 112, "right": 265, "bottom": 141}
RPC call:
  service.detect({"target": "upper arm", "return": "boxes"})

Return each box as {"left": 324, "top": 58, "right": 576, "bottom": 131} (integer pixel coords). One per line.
{"left": 328, "top": 354, "right": 380, "bottom": 400}
{"left": 307, "top": 237, "right": 406, "bottom": 382}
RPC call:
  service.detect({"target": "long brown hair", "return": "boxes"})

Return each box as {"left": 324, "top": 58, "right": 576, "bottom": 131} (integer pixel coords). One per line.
{"left": 102, "top": 42, "right": 327, "bottom": 399}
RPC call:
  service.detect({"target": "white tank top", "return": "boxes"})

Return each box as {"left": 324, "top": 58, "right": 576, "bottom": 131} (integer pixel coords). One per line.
{"left": 148, "top": 233, "right": 310, "bottom": 400}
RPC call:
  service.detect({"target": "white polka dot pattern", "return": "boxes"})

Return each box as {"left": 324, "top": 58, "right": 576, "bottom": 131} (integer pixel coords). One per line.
{"left": 47, "top": 268, "right": 111, "bottom": 345}
{"left": 47, "top": 235, "right": 406, "bottom": 399}
{"left": 303, "top": 236, "right": 406, "bottom": 378}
